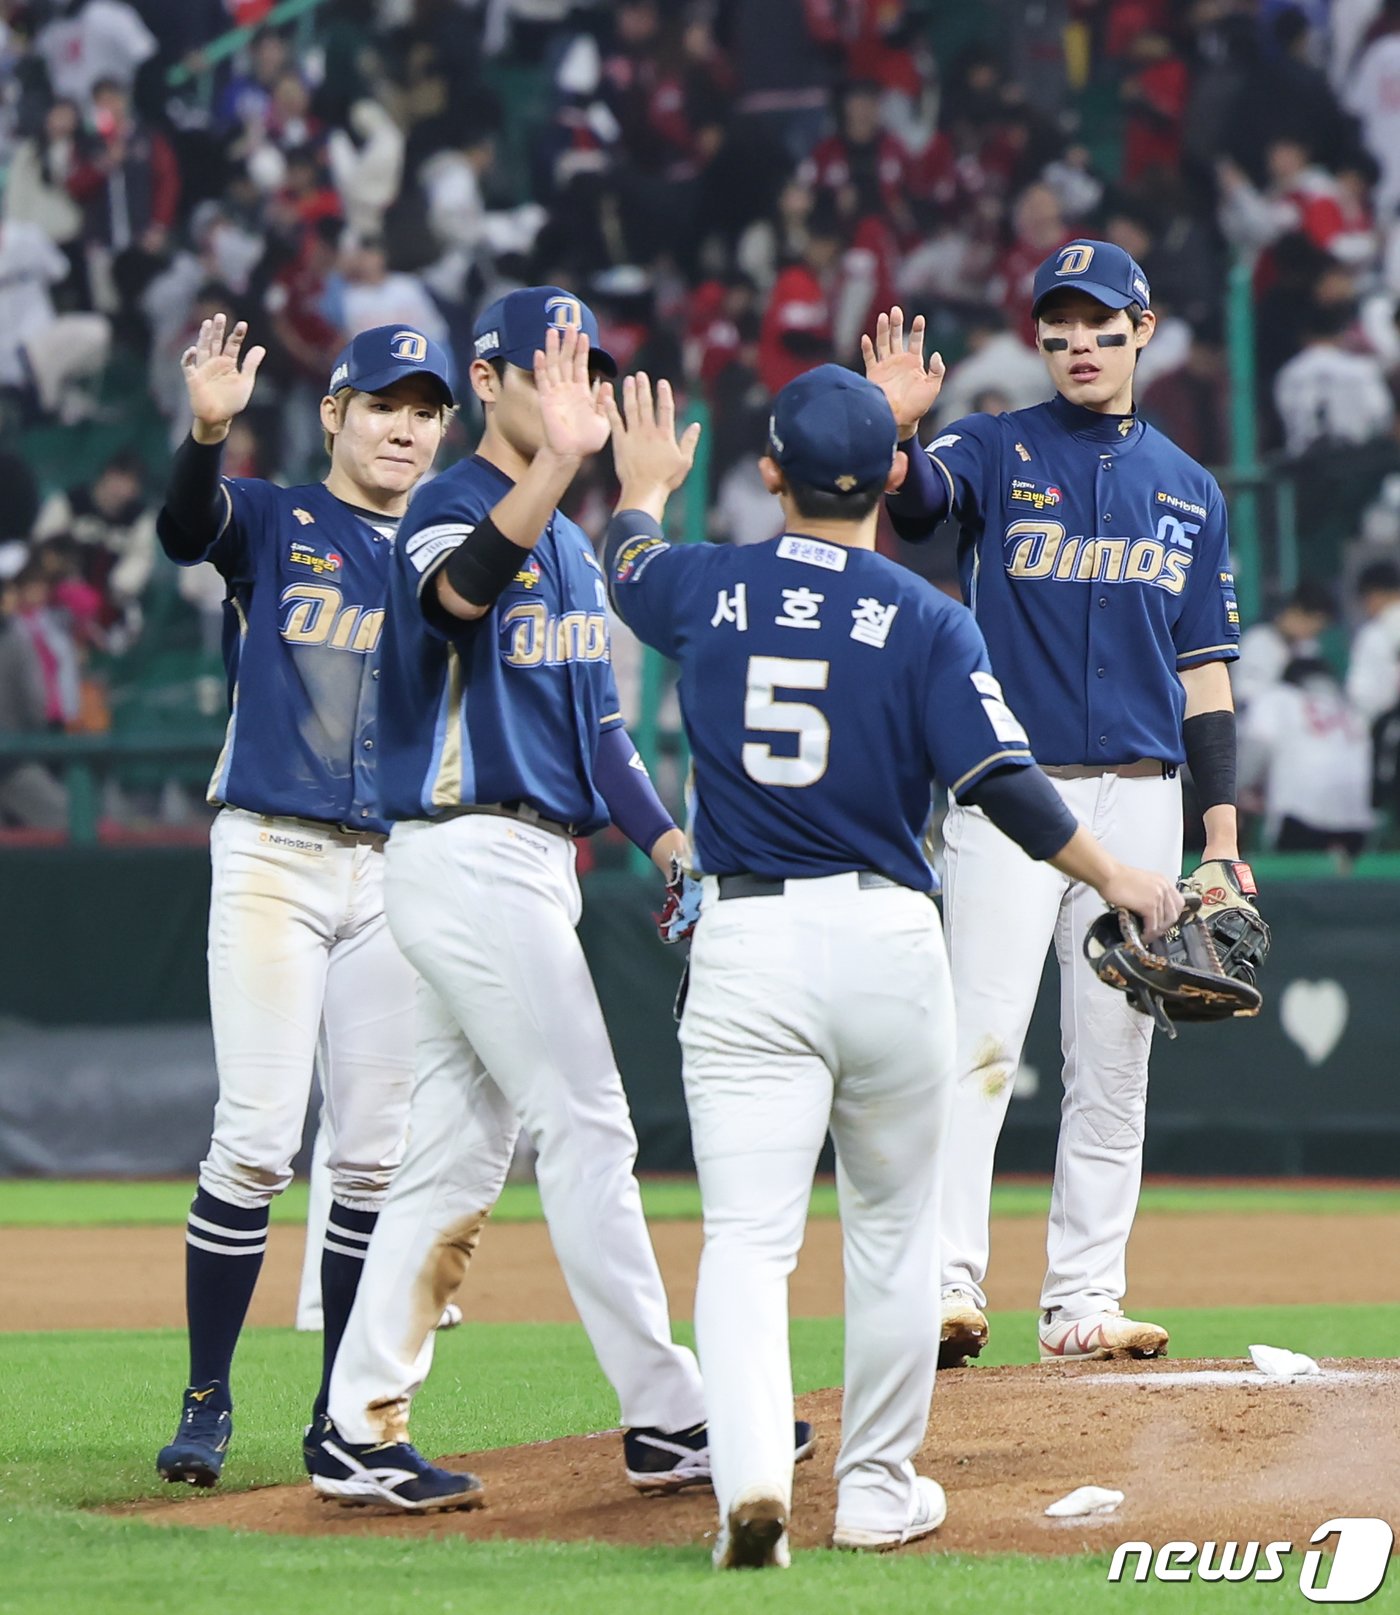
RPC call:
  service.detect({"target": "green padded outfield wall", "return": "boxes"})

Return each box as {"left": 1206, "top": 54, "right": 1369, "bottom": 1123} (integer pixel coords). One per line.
{"left": 0, "top": 851, "right": 1396, "bottom": 1175}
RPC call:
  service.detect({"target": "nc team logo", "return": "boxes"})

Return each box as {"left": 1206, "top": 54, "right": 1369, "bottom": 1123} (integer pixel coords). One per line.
{"left": 1056, "top": 243, "right": 1095, "bottom": 277}
{"left": 390, "top": 330, "right": 428, "bottom": 363}
{"left": 544, "top": 295, "right": 583, "bottom": 331}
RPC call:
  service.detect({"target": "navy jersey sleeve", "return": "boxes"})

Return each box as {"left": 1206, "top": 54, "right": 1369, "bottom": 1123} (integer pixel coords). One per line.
{"left": 395, "top": 476, "right": 498, "bottom": 637}
{"left": 598, "top": 656, "right": 625, "bottom": 731}
{"left": 922, "top": 601, "right": 1037, "bottom": 795}
{"left": 1171, "top": 483, "right": 1241, "bottom": 669}
{"left": 923, "top": 412, "right": 1003, "bottom": 526}
{"left": 158, "top": 473, "right": 278, "bottom": 582}
{"left": 604, "top": 510, "right": 699, "bottom": 659}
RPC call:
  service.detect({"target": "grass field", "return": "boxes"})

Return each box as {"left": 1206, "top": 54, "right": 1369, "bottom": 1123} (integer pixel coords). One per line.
{"left": 3, "top": 1180, "right": 1397, "bottom": 1614}
{"left": 6, "top": 1176, "right": 1400, "bottom": 1227}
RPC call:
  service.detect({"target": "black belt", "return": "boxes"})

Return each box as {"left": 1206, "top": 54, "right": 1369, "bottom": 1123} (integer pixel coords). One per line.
{"left": 716, "top": 870, "right": 904, "bottom": 900}
{"left": 440, "top": 800, "right": 577, "bottom": 839}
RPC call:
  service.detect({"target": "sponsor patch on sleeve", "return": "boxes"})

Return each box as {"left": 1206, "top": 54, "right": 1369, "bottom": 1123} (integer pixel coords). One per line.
{"left": 405, "top": 522, "right": 473, "bottom": 574}
{"left": 612, "top": 533, "right": 670, "bottom": 584}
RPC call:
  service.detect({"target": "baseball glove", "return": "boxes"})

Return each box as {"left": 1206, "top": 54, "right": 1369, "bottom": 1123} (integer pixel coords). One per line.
{"left": 1181, "top": 858, "right": 1270, "bottom": 987}
{"left": 1083, "top": 893, "right": 1263, "bottom": 1039}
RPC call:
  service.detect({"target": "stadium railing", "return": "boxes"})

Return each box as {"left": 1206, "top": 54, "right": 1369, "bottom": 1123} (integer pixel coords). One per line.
{"left": 166, "top": 0, "right": 330, "bottom": 104}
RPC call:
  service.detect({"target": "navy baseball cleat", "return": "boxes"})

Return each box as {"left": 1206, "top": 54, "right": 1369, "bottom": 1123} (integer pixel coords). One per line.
{"left": 304, "top": 1418, "right": 485, "bottom": 1513}
{"left": 156, "top": 1381, "right": 232, "bottom": 1487}
{"left": 625, "top": 1419, "right": 816, "bottom": 1494}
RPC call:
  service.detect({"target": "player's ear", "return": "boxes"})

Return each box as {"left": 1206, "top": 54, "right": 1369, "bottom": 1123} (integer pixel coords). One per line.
{"left": 885, "top": 449, "right": 908, "bottom": 494}
{"left": 758, "top": 455, "right": 785, "bottom": 495}
{"left": 468, "top": 358, "right": 499, "bottom": 405}
{"left": 1134, "top": 310, "right": 1156, "bottom": 350}
{"left": 319, "top": 394, "right": 341, "bottom": 439}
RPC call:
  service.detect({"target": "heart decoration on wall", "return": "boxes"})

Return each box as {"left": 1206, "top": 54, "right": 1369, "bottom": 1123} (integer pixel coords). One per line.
{"left": 1279, "top": 980, "right": 1349, "bottom": 1067}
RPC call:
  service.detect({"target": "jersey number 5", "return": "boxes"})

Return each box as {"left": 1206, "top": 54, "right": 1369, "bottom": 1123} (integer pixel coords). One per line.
{"left": 742, "top": 655, "right": 830, "bottom": 788}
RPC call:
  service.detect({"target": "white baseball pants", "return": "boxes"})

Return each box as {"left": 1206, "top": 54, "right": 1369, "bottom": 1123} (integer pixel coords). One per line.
{"left": 200, "top": 808, "right": 416, "bottom": 1211}
{"left": 681, "top": 873, "right": 954, "bottom": 1538}
{"left": 296, "top": 1117, "right": 332, "bottom": 1330}
{"left": 938, "top": 770, "right": 1183, "bottom": 1317}
{"left": 330, "top": 813, "right": 704, "bottom": 1445}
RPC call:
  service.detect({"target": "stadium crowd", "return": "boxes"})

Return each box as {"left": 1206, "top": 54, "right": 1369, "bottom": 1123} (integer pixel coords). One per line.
{"left": 1, "top": 0, "right": 1400, "bottom": 849}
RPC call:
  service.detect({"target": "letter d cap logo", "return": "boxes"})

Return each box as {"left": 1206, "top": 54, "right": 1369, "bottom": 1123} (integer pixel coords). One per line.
{"left": 390, "top": 330, "right": 428, "bottom": 363}
{"left": 1056, "top": 244, "right": 1095, "bottom": 277}
{"left": 1300, "top": 1518, "right": 1393, "bottom": 1603}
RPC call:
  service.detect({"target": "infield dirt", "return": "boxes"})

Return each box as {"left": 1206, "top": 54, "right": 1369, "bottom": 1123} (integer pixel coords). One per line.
{"left": 7, "top": 1211, "right": 1400, "bottom": 1332}
{"left": 123, "top": 1359, "right": 1400, "bottom": 1557}
{"left": 15, "top": 1208, "right": 1400, "bottom": 1559}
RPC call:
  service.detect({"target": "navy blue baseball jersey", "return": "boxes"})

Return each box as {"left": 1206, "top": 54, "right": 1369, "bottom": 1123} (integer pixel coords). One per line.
{"left": 375, "top": 454, "right": 624, "bottom": 829}
{"left": 923, "top": 395, "right": 1239, "bottom": 766}
{"left": 160, "top": 479, "right": 399, "bottom": 828}
{"left": 607, "top": 517, "right": 1035, "bottom": 893}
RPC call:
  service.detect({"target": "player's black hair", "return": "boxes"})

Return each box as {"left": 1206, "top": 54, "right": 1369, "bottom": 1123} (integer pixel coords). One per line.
{"left": 101, "top": 447, "right": 145, "bottom": 479}
{"left": 785, "top": 478, "right": 885, "bottom": 521}
{"left": 1357, "top": 560, "right": 1400, "bottom": 596}
{"left": 1285, "top": 578, "right": 1336, "bottom": 617}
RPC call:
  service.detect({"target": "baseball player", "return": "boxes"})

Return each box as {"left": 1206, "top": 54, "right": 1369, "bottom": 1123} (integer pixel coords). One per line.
{"left": 863, "top": 239, "right": 1244, "bottom": 1366}
{"left": 602, "top": 363, "right": 1185, "bottom": 1567}
{"left": 306, "top": 289, "right": 810, "bottom": 1513}
{"left": 295, "top": 1118, "right": 462, "bottom": 1333}
{"left": 154, "top": 315, "right": 455, "bottom": 1486}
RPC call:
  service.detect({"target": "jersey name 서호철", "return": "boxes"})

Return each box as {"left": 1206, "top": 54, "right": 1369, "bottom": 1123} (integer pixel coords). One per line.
{"left": 158, "top": 478, "right": 400, "bottom": 829}
{"left": 922, "top": 395, "right": 1240, "bottom": 766}
{"left": 607, "top": 517, "right": 1035, "bottom": 893}
{"left": 375, "top": 454, "right": 625, "bottom": 829}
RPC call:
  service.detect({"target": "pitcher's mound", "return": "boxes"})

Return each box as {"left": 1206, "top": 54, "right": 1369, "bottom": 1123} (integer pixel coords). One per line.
{"left": 127, "top": 1358, "right": 1400, "bottom": 1556}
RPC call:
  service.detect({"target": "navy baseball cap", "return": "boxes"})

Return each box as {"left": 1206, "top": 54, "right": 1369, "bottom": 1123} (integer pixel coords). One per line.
{"left": 767, "top": 364, "right": 897, "bottom": 495}
{"left": 1031, "top": 239, "right": 1152, "bottom": 317}
{"left": 327, "top": 326, "right": 456, "bottom": 405}
{"left": 471, "top": 285, "right": 617, "bottom": 377}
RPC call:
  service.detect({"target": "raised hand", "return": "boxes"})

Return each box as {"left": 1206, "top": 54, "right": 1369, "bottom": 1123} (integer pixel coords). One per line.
{"left": 181, "top": 313, "right": 266, "bottom": 441}
{"left": 602, "top": 372, "right": 702, "bottom": 511}
{"left": 534, "top": 324, "right": 611, "bottom": 461}
{"left": 860, "top": 306, "right": 945, "bottom": 439}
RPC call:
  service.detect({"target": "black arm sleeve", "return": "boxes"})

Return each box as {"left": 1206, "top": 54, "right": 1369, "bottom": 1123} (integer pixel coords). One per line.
{"left": 158, "top": 434, "right": 228, "bottom": 563}
{"left": 1182, "top": 708, "right": 1237, "bottom": 811}
{"left": 959, "top": 764, "right": 1080, "bottom": 861}
{"left": 886, "top": 437, "right": 951, "bottom": 544}
{"left": 441, "top": 515, "right": 534, "bottom": 610}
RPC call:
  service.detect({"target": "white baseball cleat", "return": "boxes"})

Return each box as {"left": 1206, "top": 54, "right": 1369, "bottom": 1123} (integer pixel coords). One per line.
{"left": 437, "top": 1303, "right": 463, "bottom": 1330}
{"left": 713, "top": 1488, "right": 791, "bottom": 1570}
{"left": 832, "top": 1475, "right": 947, "bottom": 1551}
{"left": 939, "top": 1289, "right": 989, "bottom": 1368}
{"left": 1038, "top": 1307, "right": 1169, "bottom": 1361}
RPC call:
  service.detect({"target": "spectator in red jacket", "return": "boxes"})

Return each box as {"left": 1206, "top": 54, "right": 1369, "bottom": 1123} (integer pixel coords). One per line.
{"left": 799, "top": 80, "right": 914, "bottom": 237}
{"left": 758, "top": 207, "right": 839, "bottom": 393}
{"left": 1120, "top": 31, "right": 1189, "bottom": 183}
{"left": 67, "top": 77, "right": 178, "bottom": 319}
{"left": 992, "top": 181, "right": 1071, "bottom": 321}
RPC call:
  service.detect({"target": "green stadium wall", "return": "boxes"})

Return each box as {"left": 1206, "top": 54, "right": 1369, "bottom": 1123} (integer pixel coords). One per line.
{"left": 0, "top": 852, "right": 1395, "bottom": 1177}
